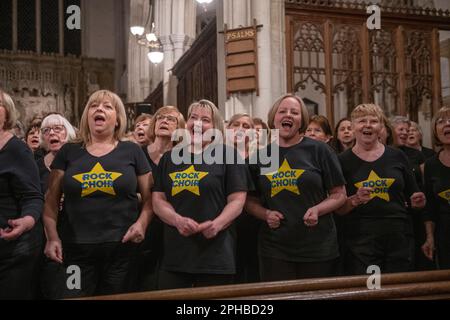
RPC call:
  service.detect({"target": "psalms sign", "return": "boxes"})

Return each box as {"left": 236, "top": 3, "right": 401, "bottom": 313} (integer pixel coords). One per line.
{"left": 223, "top": 20, "right": 261, "bottom": 97}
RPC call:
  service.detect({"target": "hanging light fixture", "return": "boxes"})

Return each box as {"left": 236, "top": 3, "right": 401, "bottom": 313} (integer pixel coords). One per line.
{"left": 130, "top": 0, "right": 164, "bottom": 64}
{"left": 196, "top": 0, "right": 213, "bottom": 12}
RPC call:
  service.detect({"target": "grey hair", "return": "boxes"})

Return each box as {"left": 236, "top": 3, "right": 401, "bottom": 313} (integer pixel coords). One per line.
{"left": 390, "top": 116, "right": 410, "bottom": 128}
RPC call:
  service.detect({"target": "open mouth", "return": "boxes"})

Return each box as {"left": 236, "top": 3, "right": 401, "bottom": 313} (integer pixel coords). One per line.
{"left": 31, "top": 138, "right": 40, "bottom": 144}
{"left": 444, "top": 128, "right": 450, "bottom": 136}
{"left": 49, "top": 138, "right": 60, "bottom": 146}
{"left": 136, "top": 131, "right": 146, "bottom": 138}
{"left": 362, "top": 130, "right": 373, "bottom": 136}
{"left": 281, "top": 120, "right": 293, "bottom": 130}
{"left": 94, "top": 114, "right": 106, "bottom": 125}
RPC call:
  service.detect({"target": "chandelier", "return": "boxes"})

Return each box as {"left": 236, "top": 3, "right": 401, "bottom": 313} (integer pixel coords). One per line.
{"left": 130, "top": 0, "right": 164, "bottom": 64}
{"left": 196, "top": 0, "right": 213, "bottom": 11}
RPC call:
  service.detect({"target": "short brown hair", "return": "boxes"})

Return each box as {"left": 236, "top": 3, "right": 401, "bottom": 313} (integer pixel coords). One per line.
{"left": 432, "top": 106, "right": 450, "bottom": 146}
{"left": 267, "top": 94, "right": 309, "bottom": 133}
{"left": 252, "top": 117, "right": 269, "bottom": 130}
{"left": 134, "top": 113, "right": 152, "bottom": 130}
{"left": 309, "top": 115, "right": 333, "bottom": 137}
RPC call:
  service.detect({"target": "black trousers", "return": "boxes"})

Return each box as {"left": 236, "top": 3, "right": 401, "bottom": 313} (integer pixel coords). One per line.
{"left": 235, "top": 215, "right": 260, "bottom": 284}
{"left": 0, "top": 247, "right": 41, "bottom": 300}
{"left": 39, "top": 257, "right": 67, "bottom": 300}
{"left": 344, "top": 218, "right": 413, "bottom": 275}
{"left": 61, "top": 242, "right": 138, "bottom": 298}
{"left": 158, "top": 269, "right": 234, "bottom": 290}
{"left": 437, "top": 214, "right": 450, "bottom": 270}
{"left": 259, "top": 256, "right": 337, "bottom": 282}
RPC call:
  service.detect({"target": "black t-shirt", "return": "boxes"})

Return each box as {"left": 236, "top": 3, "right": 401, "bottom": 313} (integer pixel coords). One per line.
{"left": 421, "top": 146, "right": 436, "bottom": 160}
{"left": 0, "top": 136, "right": 43, "bottom": 254}
{"left": 249, "top": 137, "right": 345, "bottom": 262}
{"left": 338, "top": 146, "right": 419, "bottom": 220}
{"left": 36, "top": 157, "right": 50, "bottom": 193}
{"left": 424, "top": 154, "right": 450, "bottom": 222}
{"left": 399, "top": 145, "right": 425, "bottom": 190}
{"left": 142, "top": 145, "right": 159, "bottom": 173}
{"left": 153, "top": 144, "right": 250, "bottom": 274}
{"left": 51, "top": 141, "right": 150, "bottom": 244}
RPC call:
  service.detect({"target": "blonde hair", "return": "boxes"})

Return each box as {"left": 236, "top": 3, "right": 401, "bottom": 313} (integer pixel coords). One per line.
{"left": 77, "top": 90, "right": 127, "bottom": 144}
{"left": 351, "top": 103, "right": 385, "bottom": 122}
{"left": 187, "top": 99, "right": 224, "bottom": 134}
{"left": 267, "top": 94, "right": 309, "bottom": 134}
{"left": 40, "top": 114, "right": 77, "bottom": 149}
{"left": 0, "top": 90, "right": 18, "bottom": 130}
{"left": 147, "top": 106, "right": 185, "bottom": 143}
{"left": 432, "top": 106, "right": 450, "bottom": 146}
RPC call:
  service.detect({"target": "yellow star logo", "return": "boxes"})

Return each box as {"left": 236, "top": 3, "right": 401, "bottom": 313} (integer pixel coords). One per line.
{"left": 264, "top": 159, "right": 305, "bottom": 197}
{"left": 73, "top": 162, "right": 122, "bottom": 197}
{"left": 438, "top": 189, "right": 450, "bottom": 203}
{"left": 169, "top": 165, "right": 209, "bottom": 197}
{"left": 355, "top": 170, "right": 395, "bottom": 202}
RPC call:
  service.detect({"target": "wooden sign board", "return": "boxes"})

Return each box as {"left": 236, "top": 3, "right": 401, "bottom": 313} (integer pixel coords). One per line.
{"left": 223, "top": 20, "right": 261, "bottom": 97}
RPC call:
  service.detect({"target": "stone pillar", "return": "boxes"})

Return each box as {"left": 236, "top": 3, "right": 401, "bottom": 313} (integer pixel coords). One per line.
{"left": 127, "top": 0, "right": 152, "bottom": 103}
{"left": 154, "top": 0, "right": 196, "bottom": 107}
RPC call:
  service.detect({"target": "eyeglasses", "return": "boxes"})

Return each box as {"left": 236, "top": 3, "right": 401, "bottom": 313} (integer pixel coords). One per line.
{"left": 156, "top": 114, "right": 177, "bottom": 124}
{"left": 436, "top": 118, "right": 450, "bottom": 126}
{"left": 42, "top": 125, "right": 65, "bottom": 135}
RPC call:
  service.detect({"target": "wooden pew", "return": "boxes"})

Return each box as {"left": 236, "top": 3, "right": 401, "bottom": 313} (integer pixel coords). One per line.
{"left": 84, "top": 270, "right": 450, "bottom": 300}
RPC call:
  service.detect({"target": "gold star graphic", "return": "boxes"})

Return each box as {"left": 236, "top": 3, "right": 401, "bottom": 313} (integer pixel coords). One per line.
{"left": 438, "top": 189, "right": 450, "bottom": 203}
{"left": 169, "top": 165, "right": 209, "bottom": 197}
{"left": 264, "top": 159, "right": 305, "bottom": 197}
{"left": 72, "top": 162, "right": 122, "bottom": 197}
{"left": 355, "top": 170, "right": 395, "bottom": 202}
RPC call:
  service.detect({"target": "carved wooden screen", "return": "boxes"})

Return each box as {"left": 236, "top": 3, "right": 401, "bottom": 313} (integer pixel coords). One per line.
{"left": 172, "top": 19, "right": 218, "bottom": 117}
{"left": 286, "top": 0, "right": 449, "bottom": 126}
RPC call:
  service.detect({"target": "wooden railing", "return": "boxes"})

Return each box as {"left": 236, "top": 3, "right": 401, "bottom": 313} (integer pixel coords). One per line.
{"left": 84, "top": 270, "right": 450, "bottom": 300}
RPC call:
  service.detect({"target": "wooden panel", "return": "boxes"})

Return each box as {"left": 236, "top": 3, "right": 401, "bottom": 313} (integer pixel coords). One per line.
{"left": 226, "top": 52, "right": 256, "bottom": 67}
{"left": 227, "top": 77, "right": 257, "bottom": 92}
{"left": 224, "top": 21, "right": 260, "bottom": 97}
{"left": 227, "top": 39, "right": 254, "bottom": 54}
{"left": 324, "top": 20, "right": 334, "bottom": 125}
{"left": 431, "top": 28, "right": 442, "bottom": 115}
{"left": 172, "top": 18, "right": 218, "bottom": 117}
{"left": 227, "top": 65, "right": 256, "bottom": 79}
{"left": 396, "top": 26, "right": 406, "bottom": 116}
{"left": 361, "top": 23, "right": 370, "bottom": 103}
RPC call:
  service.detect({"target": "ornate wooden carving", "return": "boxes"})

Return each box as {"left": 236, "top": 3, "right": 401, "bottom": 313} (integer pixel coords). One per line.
{"left": 0, "top": 50, "right": 114, "bottom": 126}
{"left": 286, "top": 0, "right": 446, "bottom": 125}
{"left": 404, "top": 29, "right": 433, "bottom": 121}
{"left": 172, "top": 18, "right": 218, "bottom": 117}
{"left": 292, "top": 21, "right": 326, "bottom": 94}
{"left": 370, "top": 28, "right": 399, "bottom": 117}
{"left": 332, "top": 24, "right": 363, "bottom": 118}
